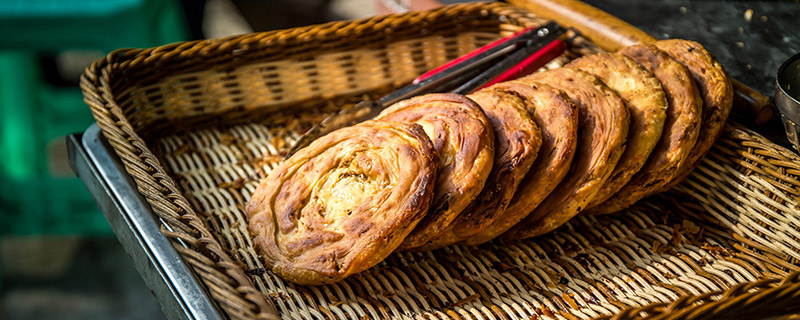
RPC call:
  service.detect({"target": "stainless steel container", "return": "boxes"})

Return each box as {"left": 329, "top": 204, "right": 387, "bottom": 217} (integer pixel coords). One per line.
{"left": 776, "top": 52, "right": 800, "bottom": 152}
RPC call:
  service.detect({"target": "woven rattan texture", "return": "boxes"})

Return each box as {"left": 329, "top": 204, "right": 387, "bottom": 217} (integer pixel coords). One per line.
{"left": 153, "top": 116, "right": 800, "bottom": 320}
{"left": 80, "top": 2, "right": 800, "bottom": 319}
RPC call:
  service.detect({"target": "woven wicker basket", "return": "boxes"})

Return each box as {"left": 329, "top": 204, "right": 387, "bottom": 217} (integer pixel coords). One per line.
{"left": 80, "top": 2, "right": 800, "bottom": 319}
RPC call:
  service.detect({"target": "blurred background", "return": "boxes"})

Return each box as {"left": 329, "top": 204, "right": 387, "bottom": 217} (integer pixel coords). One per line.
{"left": 0, "top": 0, "right": 797, "bottom": 319}
{"left": 0, "top": 0, "right": 485, "bottom": 318}
{"left": 0, "top": 0, "right": 378, "bottom": 318}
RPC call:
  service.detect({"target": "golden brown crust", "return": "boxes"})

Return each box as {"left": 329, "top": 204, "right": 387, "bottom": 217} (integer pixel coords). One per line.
{"left": 416, "top": 90, "right": 541, "bottom": 250}
{"left": 246, "top": 120, "right": 437, "bottom": 285}
{"left": 504, "top": 68, "right": 629, "bottom": 239}
{"left": 589, "top": 44, "right": 703, "bottom": 214}
{"left": 567, "top": 53, "right": 668, "bottom": 209}
{"left": 376, "top": 93, "right": 494, "bottom": 250}
{"left": 461, "top": 81, "right": 578, "bottom": 245}
{"left": 654, "top": 39, "right": 734, "bottom": 191}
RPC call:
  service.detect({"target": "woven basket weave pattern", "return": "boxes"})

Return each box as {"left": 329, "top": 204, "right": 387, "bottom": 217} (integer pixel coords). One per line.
{"left": 80, "top": 2, "right": 800, "bottom": 319}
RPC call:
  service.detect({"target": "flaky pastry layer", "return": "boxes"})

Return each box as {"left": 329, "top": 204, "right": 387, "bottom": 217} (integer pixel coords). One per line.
{"left": 567, "top": 53, "right": 668, "bottom": 209}
{"left": 419, "top": 89, "right": 541, "bottom": 250}
{"left": 462, "top": 82, "right": 578, "bottom": 245}
{"left": 654, "top": 39, "right": 734, "bottom": 192}
{"left": 376, "top": 93, "right": 494, "bottom": 250}
{"left": 506, "top": 68, "right": 629, "bottom": 239}
{"left": 247, "top": 120, "right": 437, "bottom": 284}
{"left": 590, "top": 44, "right": 703, "bottom": 214}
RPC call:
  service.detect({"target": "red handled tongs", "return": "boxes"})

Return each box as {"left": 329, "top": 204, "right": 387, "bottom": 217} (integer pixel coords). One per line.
{"left": 286, "top": 22, "right": 566, "bottom": 158}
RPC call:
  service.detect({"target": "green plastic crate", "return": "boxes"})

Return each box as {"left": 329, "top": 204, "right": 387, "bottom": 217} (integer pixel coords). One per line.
{"left": 0, "top": 0, "right": 189, "bottom": 238}
{"left": 0, "top": 52, "right": 108, "bottom": 236}
{"left": 0, "top": 53, "right": 95, "bottom": 178}
{"left": 0, "top": 0, "right": 187, "bottom": 51}
{"left": 0, "top": 178, "right": 109, "bottom": 235}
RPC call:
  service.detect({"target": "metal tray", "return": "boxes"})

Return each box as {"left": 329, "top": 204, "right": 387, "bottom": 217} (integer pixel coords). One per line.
{"left": 67, "top": 124, "right": 225, "bottom": 320}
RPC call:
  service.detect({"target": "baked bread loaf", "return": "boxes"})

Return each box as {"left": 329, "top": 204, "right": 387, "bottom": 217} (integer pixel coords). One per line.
{"left": 246, "top": 120, "right": 437, "bottom": 285}
{"left": 653, "top": 39, "right": 734, "bottom": 192}
{"left": 589, "top": 44, "right": 703, "bottom": 214}
{"left": 418, "top": 89, "right": 541, "bottom": 250}
{"left": 461, "top": 82, "right": 578, "bottom": 246}
{"left": 376, "top": 93, "right": 495, "bottom": 250}
{"left": 567, "top": 53, "right": 668, "bottom": 209}
{"left": 506, "top": 68, "right": 629, "bottom": 239}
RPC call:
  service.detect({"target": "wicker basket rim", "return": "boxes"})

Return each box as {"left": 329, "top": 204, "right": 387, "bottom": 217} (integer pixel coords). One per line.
{"left": 78, "top": 2, "right": 800, "bottom": 319}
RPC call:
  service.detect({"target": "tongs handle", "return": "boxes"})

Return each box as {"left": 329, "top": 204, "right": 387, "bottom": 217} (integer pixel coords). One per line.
{"left": 285, "top": 23, "right": 566, "bottom": 159}
{"left": 477, "top": 39, "right": 566, "bottom": 90}
{"left": 412, "top": 27, "right": 537, "bottom": 84}
{"left": 450, "top": 22, "right": 564, "bottom": 94}
{"left": 376, "top": 25, "right": 546, "bottom": 106}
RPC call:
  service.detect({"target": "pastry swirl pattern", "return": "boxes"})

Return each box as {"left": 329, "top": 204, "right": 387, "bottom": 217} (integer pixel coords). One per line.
{"left": 247, "top": 120, "right": 438, "bottom": 284}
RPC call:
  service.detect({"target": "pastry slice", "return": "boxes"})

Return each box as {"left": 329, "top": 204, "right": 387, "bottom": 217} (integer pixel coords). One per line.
{"left": 653, "top": 39, "right": 734, "bottom": 191}
{"left": 589, "top": 44, "right": 702, "bottom": 214}
{"left": 376, "top": 93, "right": 495, "bottom": 250}
{"left": 461, "top": 82, "right": 578, "bottom": 245}
{"left": 247, "top": 120, "right": 437, "bottom": 284}
{"left": 505, "top": 68, "right": 629, "bottom": 239}
{"left": 417, "top": 89, "right": 541, "bottom": 250}
{"left": 567, "top": 53, "right": 668, "bottom": 209}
